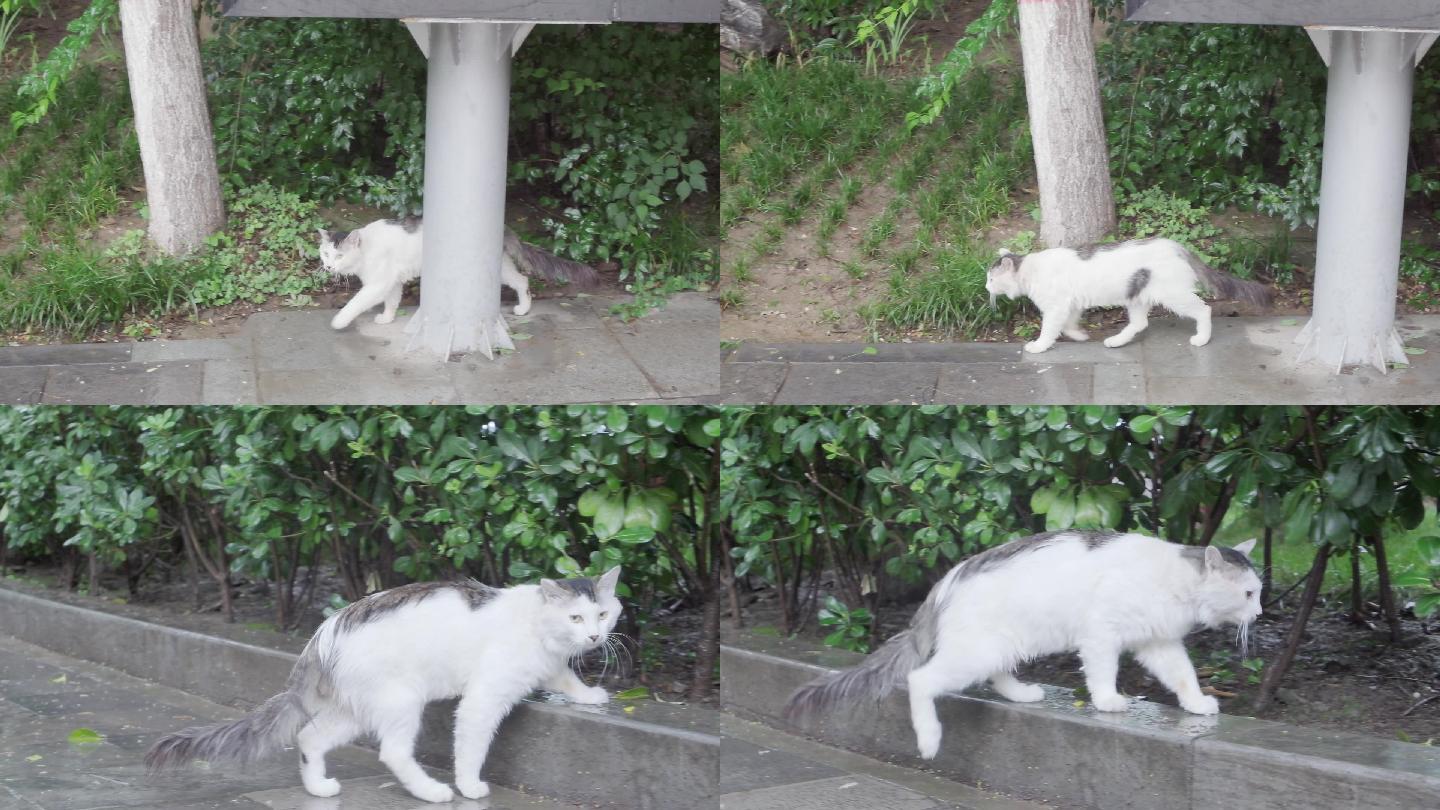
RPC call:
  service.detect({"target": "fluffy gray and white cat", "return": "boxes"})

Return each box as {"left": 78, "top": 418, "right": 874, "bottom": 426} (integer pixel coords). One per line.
{"left": 145, "top": 568, "right": 622, "bottom": 803}
{"left": 784, "top": 533, "right": 1260, "bottom": 759}
{"left": 317, "top": 217, "right": 599, "bottom": 330}
{"left": 985, "top": 237, "right": 1273, "bottom": 353}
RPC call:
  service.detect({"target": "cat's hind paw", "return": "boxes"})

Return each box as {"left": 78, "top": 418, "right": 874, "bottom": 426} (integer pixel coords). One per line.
{"left": 1181, "top": 694, "right": 1220, "bottom": 715}
{"left": 405, "top": 781, "right": 454, "bottom": 804}
{"left": 303, "top": 777, "right": 341, "bottom": 798}
{"left": 374, "top": 312, "right": 396, "bottom": 325}
{"left": 1102, "top": 335, "right": 1131, "bottom": 348}
{"left": 1007, "top": 683, "right": 1046, "bottom": 703}
{"left": 329, "top": 314, "right": 350, "bottom": 331}
{"left": 512, "top": 301, "right": 532, "bottom": 316}
{"left": 1189, "top": 334, "right": 1211, "bottom": 347}
{"left": 1091, "top": 694, "right": 1129, "bottom": 712}
{"left": 1064, "top": 330, "right": 1090, "bottom": 343}
{"left": 457, "top": 776, "right": 491, "bottom": 800}
{"left": 1023, "top": 340, "right": 1051, "bottom": 354}
{"left": 915, "top": 726, "right": 942, "bottom": 760}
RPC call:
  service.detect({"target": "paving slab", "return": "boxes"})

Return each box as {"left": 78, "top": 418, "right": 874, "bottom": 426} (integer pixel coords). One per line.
{"left": 775, "top": 363, "right": 939, "bottom": 404}
{"left": 0, "top": 366, "right": 47, "bottom": 404}
{"left": 40, "top": 362, "right": 204, "bottom": 405}
{"left": 0, "top": 293, "right": 718, "bottom": 405}
{"left": 245, "top": 774, "right": 582, "bottom": 809}
{"left": 721, "top": 315, "right": 1440, "bottom": 404}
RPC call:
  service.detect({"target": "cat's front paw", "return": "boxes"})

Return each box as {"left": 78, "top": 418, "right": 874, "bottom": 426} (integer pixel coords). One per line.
{"left": 914, "top": 724, "right": 942, "bottom": 760}
{"left": 512, "top": 301, "right": 531, "bottom": 316}
{"left": 1023, "top": 340, "right": 1051, "bottom": 354}
{"left": 570, "top": 685, "right": 610, "bottom": 705}
{"left": 1064, "top": 330, "right": 1090, "bottom": 343}
{"left": 1182, "top": 694, "right": 1220, "bottom": 715}
{"left": 1189, "top": 334, "right": 1211, "bottom": 347}
{"left": 1091, "top": 693, "right": 1129, "bottom": 712}
{"left": 374, "top": 312, "right": 396, "bottom": 325}
{"left": 329, "top": 314, "right": 350, "bottom": 330}
{"left": 456, "top": 776, "right": 490, "bottom": 800}
{"left": 1102, "top": 335, "right": 1130, "bottom": 348}
{"left": 1008, "top": 683, "right": 1046, "bottom": 703}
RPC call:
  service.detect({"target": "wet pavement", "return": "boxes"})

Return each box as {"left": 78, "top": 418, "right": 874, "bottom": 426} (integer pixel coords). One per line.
{"left": 0, "top": 293, "right": 719, "bottom": 406}
{"left": 721, "top": 314, "right": 1440, "bottom": 404}
{"left": 0, "top": 634, "right": 581, "bottom": 810}
{"left": 719, "top": 715, "right": 1044, "bottom": 810}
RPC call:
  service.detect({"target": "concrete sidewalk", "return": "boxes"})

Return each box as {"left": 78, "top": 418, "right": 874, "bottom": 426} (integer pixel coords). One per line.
{"left": 0, "top": 633, "right": 580, "bottom": 810}
{"left": 0, "top": 293, "right": 718, "bottom": 405}
{"left": 722, "top": 315, "right": 1440, "bottom": 404}
{"left": 721, "top": 714, "right": 1043, "bottom": 810}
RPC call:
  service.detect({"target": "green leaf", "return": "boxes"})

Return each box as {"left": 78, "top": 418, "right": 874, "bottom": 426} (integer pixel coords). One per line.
{"left": 593, "top": 493, "right": 626, "bottom": 541}
{"left": 614, "top": 686, "right": 650, "bottom": 700}
{"left": 67, "top": 728, "right": 104, "bottom": 745}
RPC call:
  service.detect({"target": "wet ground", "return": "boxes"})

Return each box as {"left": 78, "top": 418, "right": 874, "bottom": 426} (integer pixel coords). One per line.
{"left": 0, "top": 634, "right": 582, "bottom": 810}
{"left": 720, "top": 714, "right": 1043, "bottom": 810}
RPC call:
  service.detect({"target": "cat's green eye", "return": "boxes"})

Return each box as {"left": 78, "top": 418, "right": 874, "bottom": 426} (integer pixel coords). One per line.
{"left": 569, "top": 615, "right": 582, "bottom": 623}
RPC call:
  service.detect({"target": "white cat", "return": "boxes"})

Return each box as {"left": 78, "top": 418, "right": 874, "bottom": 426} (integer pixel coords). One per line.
{"left": 317, "top": 217, "right": 599, "bottom": 330}
{"left": 984, "top": 237, "right": 1273, "bottom": 353}
{"left": 783, "top": 533, "right": 1260, "bottom": 760}
{"left": 146, "top": 568, "right": 623, "bottom": 803}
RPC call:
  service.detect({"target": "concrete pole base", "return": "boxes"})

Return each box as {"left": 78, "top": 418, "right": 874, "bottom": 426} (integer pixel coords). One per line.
{"left": 1297, "top": 29, "right": 1433, "bottom": 373}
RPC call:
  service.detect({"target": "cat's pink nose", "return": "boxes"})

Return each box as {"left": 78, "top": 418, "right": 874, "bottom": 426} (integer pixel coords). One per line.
{"left": 589, "top": 634, "right": 599, "bottom": 642}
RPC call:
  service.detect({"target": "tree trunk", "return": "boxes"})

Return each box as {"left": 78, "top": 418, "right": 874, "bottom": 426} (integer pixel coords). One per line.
{"left": 1016, "top": 0, "right": 1115, "bottom": 248}
{"left": 689, "top": 448, "right": 724, "bottom": 701}
{"left": 1349, "top": 544, "right": 1365, "bottom": 623}
{"left": 1371, "top": 534, "right": 1403, "bottom": 642}
{"left": 1254, "top": 544, "right": 1332, "bottom": 712}
{"left": 119, "top": 0, "right": 224, "bottom": 256}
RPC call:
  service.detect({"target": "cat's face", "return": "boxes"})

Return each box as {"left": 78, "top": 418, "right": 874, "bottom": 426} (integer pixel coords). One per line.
{"left": 985, "top": 251, "right": 1022, "bottom": 303}
{"left": 538, "top": 567, "right": 623, "bottom": 653}
{"left": 1194, "top": 540, "right": 1262, "bottom": 631}
{"left": 317, "top": 229, "right": 360, "bottom": 276}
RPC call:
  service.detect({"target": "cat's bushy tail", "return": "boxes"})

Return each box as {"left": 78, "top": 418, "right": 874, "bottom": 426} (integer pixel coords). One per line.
{"left": 1183, "top": 249, "right": 1274, "bottom": 309}
{"left": 144, "top": 643, "right": 327, "bottom": 772}
{"left": 504, "top": 229, "right": 600, "bottom": 288}
{"left": 782, "top": 567, "right": 959, "bottom": 722}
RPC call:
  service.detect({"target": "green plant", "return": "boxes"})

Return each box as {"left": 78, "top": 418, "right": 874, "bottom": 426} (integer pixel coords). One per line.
{"left": 9, "top": 0, "right": 116, "bottom": 130}
{"left": 817, "top": 595, "right": 873, "bottom": 653}
{"left": 183, "top": 183, "right": 327, "bottom": 309}
{"left": 1397, "top": 536, "right": 1440, "bottom": 619}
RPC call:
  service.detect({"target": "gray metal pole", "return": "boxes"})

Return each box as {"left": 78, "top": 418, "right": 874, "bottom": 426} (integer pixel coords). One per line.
{"left": 1297, "top": 29, "right": 1427, "bottom": 372}
{"left": 405, "top": 22, "right": 516, "bottom": 360}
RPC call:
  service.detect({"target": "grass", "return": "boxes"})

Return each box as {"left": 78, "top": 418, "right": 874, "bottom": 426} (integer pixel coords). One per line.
{"left": 1216, "top": 503, "right": 1437, "bottom": 601}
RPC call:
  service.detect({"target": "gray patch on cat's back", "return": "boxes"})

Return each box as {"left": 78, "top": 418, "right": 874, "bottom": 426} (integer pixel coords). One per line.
{"left": 333, "top": 579, "right": 498, "bottom": 633}
{"left": 382, "top": 216, "right": 422, "bottom": 233}
{"left": 956, "top": 530, "right": 1121, "bottom": 581}
{"left": 1127, "top": 267, "right": 1151, "bottom": 299}
{"left": 1180, "top": 545, "right": 1257, "bottom": 574}
{"left": 1075, "top": 238, "right": 1156, "bottom": 261}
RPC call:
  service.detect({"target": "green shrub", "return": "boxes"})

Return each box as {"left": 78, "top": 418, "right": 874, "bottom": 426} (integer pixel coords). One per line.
{"left": 203, "top": 17, "right": 716, "bottom": 285}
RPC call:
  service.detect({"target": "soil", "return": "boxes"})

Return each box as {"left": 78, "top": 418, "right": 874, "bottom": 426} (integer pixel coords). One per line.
{"left": 721, "top": 0, "right": 1016, "bottom": 345}
{"left": 0, "top": 561, "right": 714, "bottom": 707}
{"left": 735, "top": 581, "right": 1440, "bottom": 744}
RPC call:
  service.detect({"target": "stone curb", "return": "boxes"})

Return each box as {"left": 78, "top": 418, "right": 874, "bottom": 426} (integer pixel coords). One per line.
{"left": 721, "top": 635, "right": 1440, "bottom": 810}
{"left": 0, "top": 585, "right": 718, "bottom": 810}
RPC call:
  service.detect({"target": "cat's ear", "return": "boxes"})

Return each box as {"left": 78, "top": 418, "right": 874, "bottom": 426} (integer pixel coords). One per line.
{"left": 1232, "top": 539, "right": 1257, "bottom": 559}
{"left": 595, "top": 566, "right": 621, "bottom": 597}
{"left": 997, "top": 248, "right": 1014, "bottom": 258}
{"left": 539, "top": 578, "right": 569, "bottom": 602}
{"left": 1203, "top": 544, "right": 1224, "bottom": 571}
{"left": 344, "top": 231, "right": 362, "bottom": 248}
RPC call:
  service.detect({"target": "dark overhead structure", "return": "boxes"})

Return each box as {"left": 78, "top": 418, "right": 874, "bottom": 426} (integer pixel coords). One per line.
{"left": 222, "top": 0, "right": 716, "bottom": 359}
{"left": 1125, "top": 0, "right": 1439, "bottom": 372}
